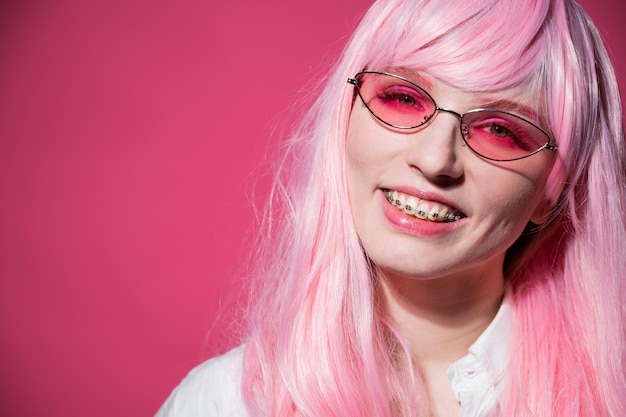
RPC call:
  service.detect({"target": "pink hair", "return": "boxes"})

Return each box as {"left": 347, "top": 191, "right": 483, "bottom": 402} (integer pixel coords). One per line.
{"left": 241, "top": 0, "right": 626, "bottom": 415}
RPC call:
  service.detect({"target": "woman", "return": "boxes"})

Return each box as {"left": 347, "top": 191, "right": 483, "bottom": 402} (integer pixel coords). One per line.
{"left": 158, "top": 0, "right": 626, "bottom": 415}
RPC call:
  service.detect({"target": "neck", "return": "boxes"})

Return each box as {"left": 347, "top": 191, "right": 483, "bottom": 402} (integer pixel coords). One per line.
{"left": 378, "top": 268, "right": 504, "bottom": 364}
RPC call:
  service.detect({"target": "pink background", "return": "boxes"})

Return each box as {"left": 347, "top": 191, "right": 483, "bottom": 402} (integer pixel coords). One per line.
{"left": 0, "top": 1, "right": 623, "bottom": 416}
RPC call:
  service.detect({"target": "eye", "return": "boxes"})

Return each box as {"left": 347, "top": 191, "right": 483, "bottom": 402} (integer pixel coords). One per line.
{"left": 396, "top": 93, "right": 416, "bottom": 106}
{"left": 490, "top": 124, "right": 513, "bottom": 138}
{"left": 376, "top": 85, "right": 429, "bottom": 112}
{"left": 356, "top": 73, "right": 436, "bottom": 129}
{"left": 468, "top": 118, "right": 535, "bottom": 151}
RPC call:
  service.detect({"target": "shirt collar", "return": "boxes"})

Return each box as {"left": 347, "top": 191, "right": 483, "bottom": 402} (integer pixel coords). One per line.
{"left": 467, "top": 291, "right": 513, "bottom": 380}
{"left": 446, "top": 292, "right": 513, "bottom": 415}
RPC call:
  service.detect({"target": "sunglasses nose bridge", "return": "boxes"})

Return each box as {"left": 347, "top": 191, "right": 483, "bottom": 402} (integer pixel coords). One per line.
{"left": 429, "top": 107, "right": 468, "bottom": 135}
{"left": 423, "top": 107, "right": 462, "bottom": 125}
{"left": 435, "top": 107, "right": 463, "bottom": 120}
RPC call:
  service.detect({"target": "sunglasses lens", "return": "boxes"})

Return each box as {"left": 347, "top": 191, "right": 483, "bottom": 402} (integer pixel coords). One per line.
{"left": 352, "top": 72, "right": 553, "bottom": 161}
{"left": 356, "top": 73, "right": 436, "bottom": 129}
{"left": 461, "top": 110, "right": 550, "bottom": 161}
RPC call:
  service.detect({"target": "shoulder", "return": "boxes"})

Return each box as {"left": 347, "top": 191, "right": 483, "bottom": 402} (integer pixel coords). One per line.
{"left": 155, "top": 345, "right": 248, "bottom": 417}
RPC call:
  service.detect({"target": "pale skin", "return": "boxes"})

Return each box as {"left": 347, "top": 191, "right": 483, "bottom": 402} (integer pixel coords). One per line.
{"left": 345, "top": 71, "right": 555, "bottom": 416}
{"left": 379, "top": 267, "right": 503, "bottom": 416}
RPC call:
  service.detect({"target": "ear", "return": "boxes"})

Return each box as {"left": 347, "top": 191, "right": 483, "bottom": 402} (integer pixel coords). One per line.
{"left": 530, "top": 198, "right": 554, "bottom": 225}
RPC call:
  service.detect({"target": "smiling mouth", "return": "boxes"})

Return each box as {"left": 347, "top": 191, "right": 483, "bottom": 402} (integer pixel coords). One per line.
{"left": 382, "top": 189, "right": 465, "bottom": 222}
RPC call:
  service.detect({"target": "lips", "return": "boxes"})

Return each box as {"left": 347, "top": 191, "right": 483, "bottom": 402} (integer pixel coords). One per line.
{"left": 382, "top": 189, "right": 465, "bottom": 222}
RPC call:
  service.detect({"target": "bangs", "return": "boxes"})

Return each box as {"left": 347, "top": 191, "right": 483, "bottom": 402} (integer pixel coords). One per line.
{"left": 363, "top": 0, "right": 552, "bottom": 92}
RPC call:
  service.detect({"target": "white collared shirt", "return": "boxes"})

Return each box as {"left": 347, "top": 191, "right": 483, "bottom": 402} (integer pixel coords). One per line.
{"left": 447, "top": 296, "right": 512, "bottom": 416}
{"left": 157, "top": 298, "right": 512, "bottom": 417}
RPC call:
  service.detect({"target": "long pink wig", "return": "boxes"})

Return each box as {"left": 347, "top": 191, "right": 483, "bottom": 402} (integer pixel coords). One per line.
{"left": 241, "top": 0, "right": 626, "bottom": 415}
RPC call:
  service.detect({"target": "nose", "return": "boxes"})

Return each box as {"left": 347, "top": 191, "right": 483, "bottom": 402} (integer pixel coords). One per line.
{"left": 405, "top": 108, "right": 465, "bottom": 182}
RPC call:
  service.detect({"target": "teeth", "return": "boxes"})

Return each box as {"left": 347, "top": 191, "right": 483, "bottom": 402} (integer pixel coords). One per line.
{"left": 383, "top": 189, "right": 462, "bottom": 222}
{"left": 428, "top": 204, "right": 440, "bottom": 221}
{"left": 394, "top": 192, "right": 405, "bottom": 208}
{"left": 415, "top": 202, "right": 429, "bottom": 219}
{"left": 434, "top": 205, "right": 447, "bottom": 221}
{"left": 403, "top": 196, "right": 417, "bottom": 215}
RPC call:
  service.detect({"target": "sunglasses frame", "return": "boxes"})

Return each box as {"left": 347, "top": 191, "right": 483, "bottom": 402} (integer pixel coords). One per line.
{"left": 348, "top": 71, "right": 558, "bottom": 162}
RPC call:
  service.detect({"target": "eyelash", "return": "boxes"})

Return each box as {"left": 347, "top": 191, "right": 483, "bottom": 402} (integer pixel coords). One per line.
{"left": 470, "top": 119, "right": 535, "bottom": 150}
{"left": 377, "top": 87, "right": 428, "bottom": 109}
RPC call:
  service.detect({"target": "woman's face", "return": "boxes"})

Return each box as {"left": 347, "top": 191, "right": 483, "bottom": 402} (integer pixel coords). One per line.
{"left": 345, "top": 71, "right": 555, "bottom": 283}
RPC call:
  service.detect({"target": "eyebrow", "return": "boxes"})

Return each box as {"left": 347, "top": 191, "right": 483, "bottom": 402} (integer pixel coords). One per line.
{"left": 384, "top": 67, "right": 434, "bottom": 89}
{"left": 479, "top": 99, "right": 541, "bottom": 123}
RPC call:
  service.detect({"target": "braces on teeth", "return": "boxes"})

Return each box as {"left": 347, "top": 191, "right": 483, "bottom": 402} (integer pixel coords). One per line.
{"left": 383, "top": 190, "right": 462, "bottom": 222}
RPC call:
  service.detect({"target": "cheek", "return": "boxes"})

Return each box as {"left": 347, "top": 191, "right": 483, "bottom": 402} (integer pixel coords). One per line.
{"left": 345, "top": 112, "right": 392, "bottom": 236}
{"left": 346, "top": 115, "right": 377, "bottom": 172}
{"left": 346, "top": 117, "right": 372, "bottom": 195}
{"left": 345, "top": 110, "right": 398, "bottom": 185}
{"left": 472, "top": 150, "right": 553, "bottom": 218}
{"left": 474, "top": 169, "right": 549, "bottom": 237}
